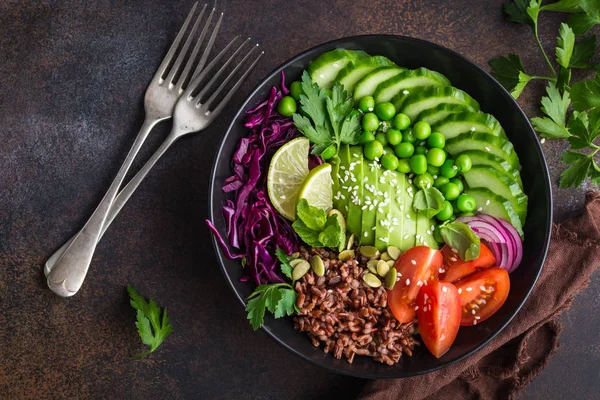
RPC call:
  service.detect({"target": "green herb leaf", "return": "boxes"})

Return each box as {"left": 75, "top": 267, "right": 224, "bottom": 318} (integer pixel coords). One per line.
{"left": 318, "top": 214, "right": 346, "bottom": 251}
{"left": 246, "top": 283, "right": 296, "bottom": 330}
{"left": 526, "top": 0, "right": 542, "bottom": 28}
{"left": 590, "top": 161, "right": 600, "bottom": 185}
{"left": 531, "top": 116, "right": 572, "bottom": 138}
{"left": 292, "top": 219, "right": 323, "bottom": 247}
{"left": 274, "top": 288, "right": 298, "bottom": 318}
{"left": 275, "top": 247, "right": 294, "bottom": 280}
{"left": 567, "top": 111, "right": 592, "bottom": 148}
{"left": 512, "top": 71, "right": 533, "bottom": 99}
{"left": 293, "top": 72, "right": 333, "bottom": 149}
{"left": 556, "top": 23, "right": 576, "bottom": 68}
{"left": 127, "top": 286, "right": 173, "bottom": 357}
{"left": 413, "top": 187, "right": 446, "bottom": 218}
{"left": 339, "top": 109, "right": 362, "bottom": 145}
{"left": 532, "top": 81, "right": 572, "bottom": 139}
{"left": 542, "top": 0, "right": 583, "bottom": 13}
{"left": 556, "top": 66, "right": 572, "bottom": 92}
{"left": 559, "top": 152, "right": 593, "bottom": 187}
{"left": 489, "top": 54, "right": 527, "bottom": 93}
{"left": 440, "top": 222, "right": 481, "bottom": 261}
{"left": 571, "top": 72, "right": 600, "bottom": 111}
{"left": 295, "top": 198, "right": 327, "bottom": 230}
{"left": 504, "top": 0, "right": 536, "bottom": 27}
{"left": 570, "top": 35, "right": 596, "bottom": 68}
{"left": 567, "top": 0, "right": 600, "bottom": 35}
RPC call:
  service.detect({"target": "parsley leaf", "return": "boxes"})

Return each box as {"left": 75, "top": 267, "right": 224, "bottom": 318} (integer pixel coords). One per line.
{"left": 489, "top": 54, "right": 528, "bottom": 95}
{"left": 440, "top": 221, "right": 481, "bottom": 261}
{"left": 245, "top": 283, "right": 297, "bottom": 330}
{"left": 542, "top": 0, "right": 583, "bottom": 13}
{"left": 275, "top": 247, "right": 294, "bottom": 280}
{"left": 339, "top": 109, "right": 362, "bottom": 145}
{"left": 568, "top": 0, "right": 600, "bottom": 35}
{"left": 413, "top": 187, "right": 446, "bottom": 218}
{"left": 127, "top": 286, "right": 173, "bottom": 357}
{"left": 531, "top": 82, "right": 572, "bottom": 138}
{"left": 570, "top": 35, "right": 596, "bottom": 69}
{"left": 274, "top": 288, "right": 298, "bottom": 318}
{"left": 556, "top": 23, "right": 575, "bottom": 68}
{"left": 559, "top": 151, "right": 593, "bottom": 187}
{"left": 513, "top": 71, "right": 533, "bottom": 99}
{"left": 504, "top": 0, "right": 536, "bottom": 26}
{"left": 571, "top": 71, "right": 600, "bottom": 111}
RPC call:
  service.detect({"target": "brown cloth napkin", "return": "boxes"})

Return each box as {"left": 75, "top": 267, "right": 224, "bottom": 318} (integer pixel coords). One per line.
{"left": 359, "top": 191, "right": 600, "bottom": 400}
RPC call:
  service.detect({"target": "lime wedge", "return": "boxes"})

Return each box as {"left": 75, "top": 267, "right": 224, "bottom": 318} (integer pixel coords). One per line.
{"left": 267, "top": 137, "right": 310, "bottom": 221}
{"left": 298, "top": 163, "right": 333, "bottom": 212}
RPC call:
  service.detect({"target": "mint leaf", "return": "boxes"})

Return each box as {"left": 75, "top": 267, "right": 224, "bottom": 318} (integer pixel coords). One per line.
{"left": 570, "top": 35, "right": 596, "bottom": 68}
{"left": 292, "top": 219, "right": 322, "bottom": 247}
{"left": 275, "top": 247, "right": 294, "bottom": 280}
{"left": 296, "top": 198, "right": 327, "bottom": 230}
{"left": 512, "top": 71, "right": 533, "bottom": 99}
{"left": 274, "top": 288, "right": 298, "bottom": 318}
{"left": 556, "top": 23, "right": 575, "bottom": 68}
{"left": 413, "top": 187, "right": 446, "bottom": 218}
{"left": 571, "top": 72, "right": 600, "bottom": 111}
{"left": 440, "top": 222, "right": 481, "bottom": 261}
{"left": 504, "top": 0, "right": 536, "bottom": 27}
{"left": 318, "top": 214, "right": 346, "bottom": 251}
{"left": 489, "top": 54, "right": 527, "bottom": 93}
{"left": 127, "top": 286, "right": 173, "bottom": 356}
{"left": 542, "top": 0, "right": 583, "bottom": 13}
{"left": 560, "top": 152, "right": 593, "bottom": 187}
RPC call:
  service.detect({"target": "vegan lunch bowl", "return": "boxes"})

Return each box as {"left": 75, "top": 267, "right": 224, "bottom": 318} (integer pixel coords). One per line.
{"left": 208, "top": 35, "right": 552, "bottom": 379}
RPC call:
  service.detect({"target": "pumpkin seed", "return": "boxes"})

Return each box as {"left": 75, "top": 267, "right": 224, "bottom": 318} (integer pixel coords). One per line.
{"left": 380, "top": 252, "right": 392, "bottom": 261}
{"left": 291, "top": 252, "right": 300, "bottom": 258}
{"left": 363, "top": 273, "right": 382, "bottom": 288}
{"left": 377, "top": 260, "right": 390, "bottom": 277}
{"left": 310, "top": 255, "right": 325, "bottom": 277}
{"left": 290, "top": 259, "right": 304, "bottom": 267}
{"left": 359, "top": 245, "right": 379, "bottom": 259}
{"left": 367, "top": 259, "right": 379, "bottom": 274}
{"left": 292, "top": 260, "right": 311, "bottom": 280}
{"left": 387, "top": 246, "right": 402, "bottom": 260}
{"left": 328, "top": 209, "right": 346, "bottom": 230}
{"left": 346, "top": 233, "right": 355, "bottom": 250}
{"left": 384, "top": 267, "right": 398, "bottom": 290}
{"left": 386, "top": 260, "right": 396, "bottom": 268}
{"left": 338, "top": 249, "right": 355, "bottom": 261}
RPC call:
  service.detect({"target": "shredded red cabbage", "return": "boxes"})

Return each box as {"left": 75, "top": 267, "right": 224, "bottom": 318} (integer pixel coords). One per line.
{"left": 206, "top": 71, "right": 300, "bottom": 285}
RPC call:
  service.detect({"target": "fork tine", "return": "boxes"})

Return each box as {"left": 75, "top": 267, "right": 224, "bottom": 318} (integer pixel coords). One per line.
{"left": 200, "top": 44, "right": 260, "bottom": 110}
{"left": 175, "top": 7, "right": 216, "bottom": 91}
{"left": 189, "top": 11, "right": 224, "bottom": 81}
{"left": 192, "top": 38, "right": 250, "bottom": 102}
{"left": 154, "top": 2, "right": 198, "bottom": 81}
{"left": 206, "top": 50, "right": 264, "bottom": 119}
{"left": 164, "top": 4, "right": 207, "bottom": 86}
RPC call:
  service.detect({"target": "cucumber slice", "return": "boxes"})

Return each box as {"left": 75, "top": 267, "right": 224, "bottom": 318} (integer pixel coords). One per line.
{"left": 463, "top": 166, "right": 528, "bottom": 223}
{"left": 454, "top": 150, "right": 523, "bottom": 188}
{"left": 308, "top": 49, "right": 369, "bottom": 89}
{"left": 353, "top": 67, "right": 405, "bottom": 103}
{"left": 335, "top": 56, "right": 396, "bottom": 93}
{"left": 465, "top": 188, "right": 524, "bottom": 236}
{"left": 346, "top": 146, "right": 364, "bottom": 236}
{"left": 445, "top": 132, "right": 521, "bottom": 170}
{"left": 374, "top": 67, "right": 451, "bottom": 104}
{"left": 416, "top": 104, "right": 475, "bottom": 126}
{"left": 399, "top": 86, "right": 480, "bottom": 121}
{"left": 431, "top": 111, "right": 506, "bottom": 140}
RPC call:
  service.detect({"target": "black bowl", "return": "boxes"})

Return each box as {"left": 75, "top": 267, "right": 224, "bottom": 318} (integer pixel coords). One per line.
{"left": 209, "top": 35, "right": 552, "bottom": 378}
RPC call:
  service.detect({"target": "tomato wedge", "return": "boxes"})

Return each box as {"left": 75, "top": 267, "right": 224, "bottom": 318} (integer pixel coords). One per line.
{"left": 440, "top": 243, "right": 496, "bottom": 283}
{"left": 387, "top": 246, "right": 442, "bottom": 323}
{"left": 416, "top": 280, "right": 461, "bottom": 358}
{"left": 454, "top": 267, "right": 510, "bottom": 326}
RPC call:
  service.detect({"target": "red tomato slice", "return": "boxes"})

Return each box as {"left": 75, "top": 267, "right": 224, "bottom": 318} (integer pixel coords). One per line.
{"left": 454, "top": 267, "right": 510, "bottom": 326}
{"left": 416, "top": 280, "right": 462, "bottom": 358}
{"left": 387, "top": 246, "right": 443, "bottom": 323}
{"left": 440, "top": 243, "right": 496, "bottom": 283}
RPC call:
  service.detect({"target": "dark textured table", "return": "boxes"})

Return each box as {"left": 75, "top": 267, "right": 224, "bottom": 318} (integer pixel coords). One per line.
{"left": 1, "top": 0, "right": 598, "bottom": 399}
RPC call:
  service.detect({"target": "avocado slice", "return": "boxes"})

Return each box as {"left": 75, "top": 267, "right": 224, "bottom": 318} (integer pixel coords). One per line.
{"left": 374, "top": 169, "right": 394, "bottom": 251}
{"left": 401, "top": 175, "right": 417, "bottom": 250}
{"left": 334, "top": 145, "right": 352, "bottom": 216}
{"left": 360, "top": 157, "right": 380, "bottom": 245}
{"left": 345, "top": 146, "right": 364, "bottom": 236}
{"left": 387, "top": 171, "right": 405, "bottom": 249}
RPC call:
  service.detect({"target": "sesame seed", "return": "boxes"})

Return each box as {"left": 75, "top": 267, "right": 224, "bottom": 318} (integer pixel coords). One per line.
{"left": 473, "top": 319, "right": 478, "bottom": 325}
{"left": 540, "top": 138, "right": 546, "bottom": 144}
{"left": 470, "top": 127, "right": 476, "bottom": 132}
{"left": 411, "top": 260, "right": 416, "bottom": 265}
{"left": 442, "top": 286, "right": 447, "bottom": 292}
{"left": 466, "top": 287, "right": 473, "bottom": 292}
{"left": 450, "top": 257, "right": 457, "bottom": 262}
{"left": 471, "top": 309, "right": 476, "bottom": 315}
{"left": 426, "top": 230, "right": 431, "bottom": 235}
{"left": 485, "top": 146, "right": 491, "bottom": 152}
{"left": 406, "top": 214, "right": 411, "bottom": 219}
{"left": 364, "top": 232, "right": 368, "bottom": 237}
{"left": 397, "top": 272, "right": 402, "bottom": 277}
{"left": 439, "top": 268, "right": 444, "bottom": 273}
{"left": 486, "top": 200, "right": 490, "bottom": 206}
{"left": 479, "top": 285, "right": 486, "bottom": 291}
{"left": 452, "top": 248, "right": 458, "bottom": 253}
{"left": 475, "top": 316, "right": 481, "bottom": 320}
{"left": 433, "top": 175, "right": 438, "bottom": 179}
{"left": 452, "top": 165, "right": 458, "bottom": 170}
{"left": 414, "top": 306, "right": 419, "bottom": 311}
{"left": 416, "top": 235, "right": 421, "bottom": 239}
{"left": 424, "top": 294, "right": 428, "bottom": 301}
{"left": 477, "top": 207, "right": 483, "bottom": 212}
{"left": 403, "top": 234, "right": 410, "bottom": 240}
{"left": 280, "top": 195, "right": 286, "bottom": 199}
{"left": 458, "top": 288, "right": 462, "bottom": 294}
{"left": 416, "top": 280, "right": 423, "bottom": 287}
{"left": 405, "top": 278, "right": 411, "bottom": 285}
{"left": 403, "top": 90, "right": 409, "bottom": 95}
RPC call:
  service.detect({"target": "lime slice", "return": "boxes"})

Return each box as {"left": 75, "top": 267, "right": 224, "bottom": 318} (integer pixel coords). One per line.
{"left": 267, "top": 137, "right": 310, "bottom": 221}
{"left": 298, "top": 163, "right": 334, "bottom": 212}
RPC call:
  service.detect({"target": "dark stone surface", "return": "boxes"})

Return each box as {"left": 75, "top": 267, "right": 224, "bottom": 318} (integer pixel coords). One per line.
{"left": 0, "top": 0, "right": 597, "bottom": 399}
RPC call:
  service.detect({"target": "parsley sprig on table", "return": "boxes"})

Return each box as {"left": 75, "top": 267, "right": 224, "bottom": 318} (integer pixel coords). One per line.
{"left": 489, "top": 0, "right": 600, "bottom": 187}
{"left": 127, "top": 285, "right": 173, "bottom": 357}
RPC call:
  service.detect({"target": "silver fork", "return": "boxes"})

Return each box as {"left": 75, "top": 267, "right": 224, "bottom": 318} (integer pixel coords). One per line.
{"left": 44, "top": 2, "right": 224, "bottom": 295}
{"left": 46, "top": 36, "right": 264, "bottom": 297}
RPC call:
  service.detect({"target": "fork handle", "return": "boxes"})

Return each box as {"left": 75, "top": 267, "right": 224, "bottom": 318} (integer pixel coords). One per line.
{"left": 46, "top": 118, "right": 158, "bottom": 297}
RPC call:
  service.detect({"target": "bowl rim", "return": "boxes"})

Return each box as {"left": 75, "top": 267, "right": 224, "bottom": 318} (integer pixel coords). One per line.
{"left": 208, "top": 34, "right": 553, "bottom": 379}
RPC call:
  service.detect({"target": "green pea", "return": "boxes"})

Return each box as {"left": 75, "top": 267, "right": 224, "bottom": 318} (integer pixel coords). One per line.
{"left": 440, "top": 159, "right": 458, "bottom": 179}
{"left": 362, "top": 112, "right": 380, "bottom": 131}
{"left": 359, "top": 130, "right": 375, "bottom": 144}
{"left": 433, "top": 225, "right": 444, "bottom": 243}
{"left": 277, "top": 96, "right": 297, "bottom": 117}
{"left": 415, "top": 172, "right": 434, "bottom": 189}
{"left": 427, "top": 165, "right": 440, "bottom": 176}
{"left": 375, "top": 102, "right": 396, "bottom": 121}
{"left": 394, "top": 142, "right": 414, "bottom": 158}
{"left": 434, "top": 176, "right": 449, "bottom": 188}
{"left": 415, "top": 146, "right": 428, "bottom": 155}
{"left": 426, "top": 148, "right": 446, "bottom": 167}
{"left": 441, "top": 182, "right": 461, "bottom": 201}
{"left": 396, "top": 158, "right": 412, "bottom": 174}
{"left": 427, "top": 132, "right": 445, "bottom": 149}
{"left": 289, "top": 81, "right": 303, "bottom": 101}
{"left": 364, "top": 140, "right": 384, "bottom": 161}
{"left": 359, "top": 96, "right": 375, "bottom": 113}
{"left": 450, "top": 178, "right": 464, "bottom": 193}
{"left": 413, "top": 121, "right": 431, "bottom": 140}
{"left": 381, "top": 153, "right": 400, "bottom": 170}
{"left": 452, "top": 201, "right": 461, "bottom": 215}
{"left": 375, "top": 133, "right": 388, "bottom": 146}
{"left": 456, "top": 194, "right": 477, "bottom": 212}
{"left": 392, "top": 113, "right": 411, "bottom": 130}
{"left": 402, "top": 130, "right": 416, "bottom": 143}
{"left": 410, "top": 154, "right": 428, "bottom": 175}
{"left": 436, "top": 201, "right": 454, "bottom": 221}
{"left": 383, "top": 146, "right": 394, "bottom": 156}
{"left": 386, "top": 128, "right": 402, "bottom": 146}
{"left": 320, "top": 144, "right": 336, "bottom": 160}
{"left": 456, "top": 154, "right": 473, "bottom": 173}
